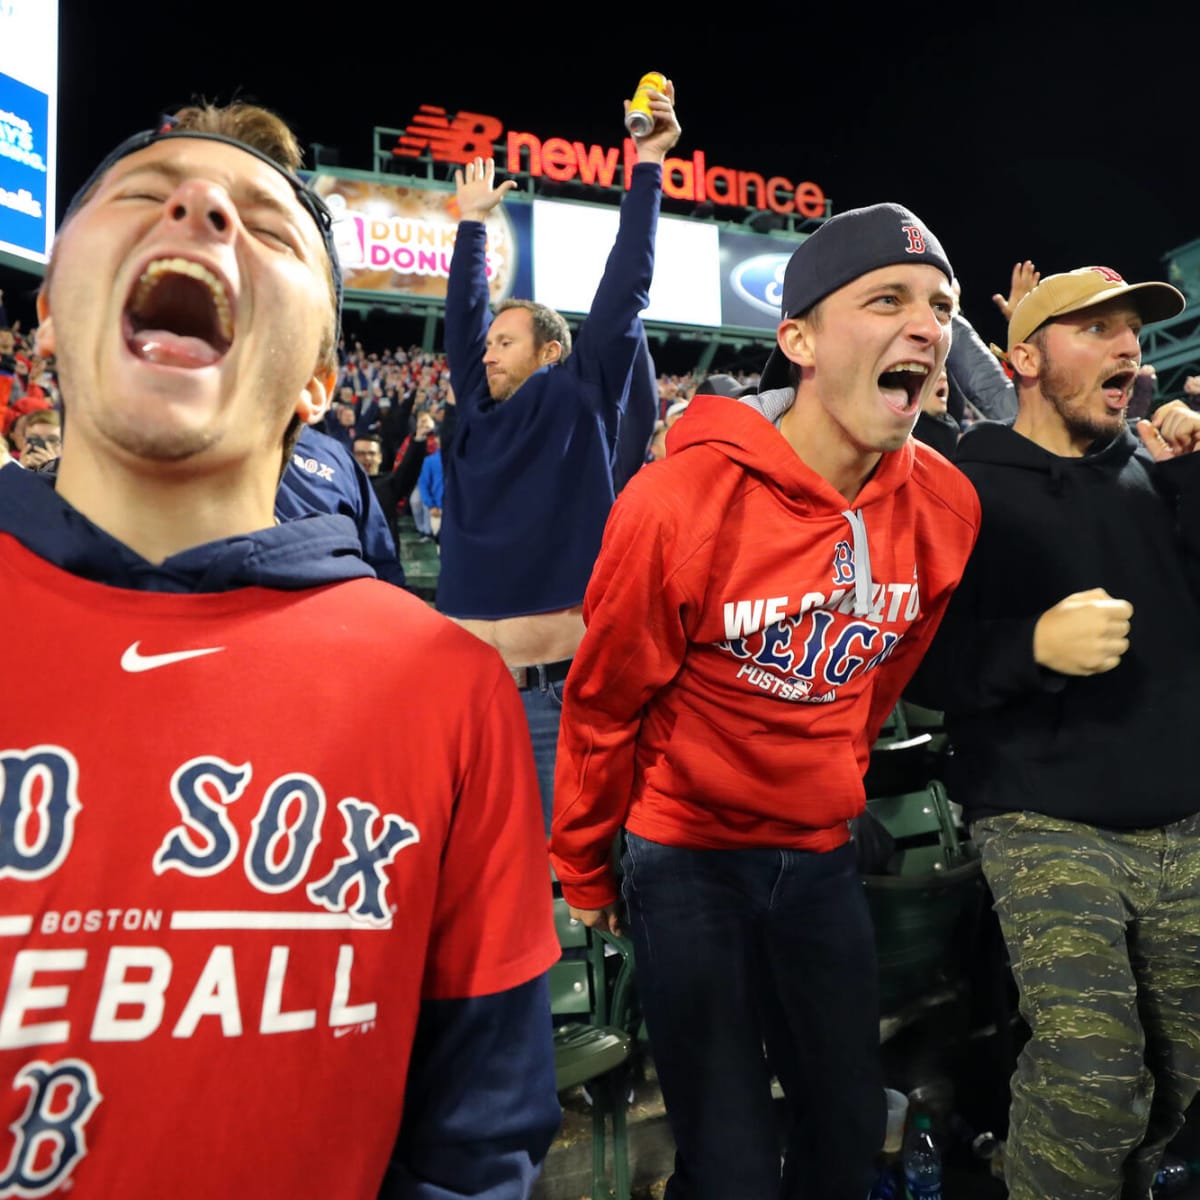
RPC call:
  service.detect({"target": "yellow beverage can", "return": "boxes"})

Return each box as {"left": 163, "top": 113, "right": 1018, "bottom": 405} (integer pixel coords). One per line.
{"left": 624, "top": 71, "right": 666, "bottom": 137}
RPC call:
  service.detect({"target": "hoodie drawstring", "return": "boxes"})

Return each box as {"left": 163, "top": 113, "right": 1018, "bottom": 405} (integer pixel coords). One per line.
{"left": 841, "top": 508, "right": 872, "bottom": 616}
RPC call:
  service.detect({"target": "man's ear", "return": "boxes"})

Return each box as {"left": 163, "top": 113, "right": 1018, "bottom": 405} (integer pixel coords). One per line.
{"left": 34, "top": 291, "right": 54, "bottom": 358}
{"left": 777, "top": 316, "right": 816, "bottom": 370}
{"left": 296, "top": 367, "right": 336, "bottom": 425}
{"left": 540, "top": 340, "right": 562, "bottom": 366}
{"left": 1009, "top": 341, "right": 1040, "bottom": 382}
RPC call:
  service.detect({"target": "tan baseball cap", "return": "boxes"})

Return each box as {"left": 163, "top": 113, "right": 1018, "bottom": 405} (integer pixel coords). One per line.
{"left": 1007, "top": 266, "right": 1185, "bottom": 353}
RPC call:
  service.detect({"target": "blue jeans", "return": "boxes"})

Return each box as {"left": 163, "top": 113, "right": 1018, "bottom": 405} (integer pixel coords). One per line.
{"left": 409, "top": 485, "right": 431, "bottom": 536}
{"left": 621, "top": 834, "right": 883, "bottom": 1200}
{"left": 519, "top": 673, "right": 565, "bottom": 836}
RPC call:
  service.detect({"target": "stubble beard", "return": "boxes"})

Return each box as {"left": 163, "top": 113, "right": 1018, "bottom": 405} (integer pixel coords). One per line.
{"left": 486, "top": 376, "right": 520, "bottom": 403}
{"left": 1040, "top": 356, "right": 1127, "bottom": 447}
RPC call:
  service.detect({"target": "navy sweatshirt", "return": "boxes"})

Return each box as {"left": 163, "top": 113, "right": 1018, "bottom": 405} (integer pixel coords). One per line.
{"left": 437, "top": 162, "right": 661, "bottom": 619}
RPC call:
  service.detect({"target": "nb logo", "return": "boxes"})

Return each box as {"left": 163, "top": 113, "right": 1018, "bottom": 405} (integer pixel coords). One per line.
{"left": 392, "top": 107, "right": 505, "bottom": 165}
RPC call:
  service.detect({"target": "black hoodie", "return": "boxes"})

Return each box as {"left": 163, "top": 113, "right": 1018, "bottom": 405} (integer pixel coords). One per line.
{"left": 909, "top": 420, "right": 1200, "bottom": 829}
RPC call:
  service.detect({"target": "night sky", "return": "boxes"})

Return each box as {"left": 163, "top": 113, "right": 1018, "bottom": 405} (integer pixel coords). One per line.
{"left": 4, "top": 3, "right": 1196, "bottom": 373}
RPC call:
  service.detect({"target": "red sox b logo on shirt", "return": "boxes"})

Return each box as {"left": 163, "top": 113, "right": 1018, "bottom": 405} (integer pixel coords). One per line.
{"left": 831, "top": 540, "right": 855, "bottom": 588}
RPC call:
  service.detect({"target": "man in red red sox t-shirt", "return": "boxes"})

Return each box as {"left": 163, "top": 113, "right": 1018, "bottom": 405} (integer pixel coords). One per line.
{"left": 0, "top": 101, "right": 559, "bottom": 1198}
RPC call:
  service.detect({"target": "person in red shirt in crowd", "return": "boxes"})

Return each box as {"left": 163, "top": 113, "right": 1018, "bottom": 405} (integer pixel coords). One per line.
{"left": 8, "top": 407, "right": 61, "bottom": 467}
{"left": 551, "top": 203, "right": 981, "bottom": 1199}
{"left": 0, "top": 98, "right": 558, "bottom": 1198}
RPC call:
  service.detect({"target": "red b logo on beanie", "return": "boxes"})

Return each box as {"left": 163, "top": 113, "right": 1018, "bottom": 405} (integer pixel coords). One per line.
{"left": 902, "top": 225, "right": 927, "bottom": 254}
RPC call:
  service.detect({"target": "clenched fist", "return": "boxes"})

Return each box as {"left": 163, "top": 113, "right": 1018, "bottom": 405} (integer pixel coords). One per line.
{"left": 1033, "top": 587, "right": 1133, "bottom": 676}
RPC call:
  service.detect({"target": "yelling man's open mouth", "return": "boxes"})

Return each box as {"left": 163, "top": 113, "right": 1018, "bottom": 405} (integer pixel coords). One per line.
{"left": 1101, "top": 367, "right": 1137, "bottom": 410}
{"left": 877, "top": 361, "right": 930, "bottom": 414}
{"left": 124, "top": 257, "right": 234, "bottom": 369}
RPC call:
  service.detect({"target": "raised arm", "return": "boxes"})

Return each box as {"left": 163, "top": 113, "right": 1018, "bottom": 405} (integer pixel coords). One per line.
{"left": 569, "top": 80, "right": 681, "bottom": 433}
{"left": 947, "top": 273, "right": 1018, "bottom": 421}
{"left": 443, "top": 158, "right": 517, "bottom": 417}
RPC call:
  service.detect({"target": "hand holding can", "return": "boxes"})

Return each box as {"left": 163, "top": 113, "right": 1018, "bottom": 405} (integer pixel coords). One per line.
{"left": 625, "top": 72, "right": 667, "bottom": 137}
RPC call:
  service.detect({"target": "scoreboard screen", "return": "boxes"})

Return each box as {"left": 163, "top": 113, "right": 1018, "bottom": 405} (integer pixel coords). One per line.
{"left": 0, "top": 0, "right": 58, "bottom": 272}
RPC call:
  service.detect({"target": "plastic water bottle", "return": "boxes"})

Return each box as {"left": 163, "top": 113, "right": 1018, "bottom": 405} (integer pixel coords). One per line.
{"left": 902, "top": 1112, "right": 943, "bottom": 1199}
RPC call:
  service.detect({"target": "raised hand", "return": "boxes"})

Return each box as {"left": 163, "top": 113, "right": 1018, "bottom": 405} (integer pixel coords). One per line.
{"left": 628, "top": 78, "right": 681, "bottom": 165}
{"left": 992, "top": 260, "right": 1041, "bottom": 322}
{"left": 454, "top": 157, "right": 516, "bottom": 224}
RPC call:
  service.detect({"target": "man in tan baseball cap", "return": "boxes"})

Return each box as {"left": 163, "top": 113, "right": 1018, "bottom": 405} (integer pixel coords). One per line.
{"left": 1006, "top": 264, "right": 1184, "bottom": 354}
{"left": 909, "top": 261, "right": 1200, "bottom": 1200}
{"left": 1002, "top": 265, "right": 1186, "bottom": 455}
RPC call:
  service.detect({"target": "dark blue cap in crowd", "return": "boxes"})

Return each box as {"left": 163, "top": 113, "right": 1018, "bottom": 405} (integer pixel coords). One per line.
{"left": 63, "top": 116, "right": 343, "bottom": 339}
{"left": 759, "top": 202, "right": 952, "bottom": 392}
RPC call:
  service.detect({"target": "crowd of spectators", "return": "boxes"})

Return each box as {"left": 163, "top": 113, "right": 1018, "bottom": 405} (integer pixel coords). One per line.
{"left": 6, "top": 289, "right": 1200, "bottom": 564}
{"left": 0, "top": 290, "right": 62, "bottom": 466}
{"left": 321, "top": 335, "right": 452, "bottom": 468}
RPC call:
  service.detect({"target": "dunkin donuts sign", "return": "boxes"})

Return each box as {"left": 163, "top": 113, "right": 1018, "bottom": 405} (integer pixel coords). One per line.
{"left": 312, "top": 175, "right": 518, "bottom": 303}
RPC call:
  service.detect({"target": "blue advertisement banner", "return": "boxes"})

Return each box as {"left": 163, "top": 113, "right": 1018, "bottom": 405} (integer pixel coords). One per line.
{"left": 717, "top": 229, "right": 805, "bottom": 333}
{"left": 0, "top": 71, "right": 50, "bottom": 262}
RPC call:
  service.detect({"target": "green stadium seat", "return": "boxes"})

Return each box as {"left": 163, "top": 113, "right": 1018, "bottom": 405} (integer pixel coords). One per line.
{"left": 550, "top": 894, "right": 639, "bottom": 1200}
{"left": 860, "top": 728, "right": 986, "bottom": 1039}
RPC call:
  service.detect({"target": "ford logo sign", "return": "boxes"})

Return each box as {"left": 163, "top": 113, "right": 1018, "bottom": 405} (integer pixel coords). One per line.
{"left": 730, "top": 253, "right": 791, "bottom": 316}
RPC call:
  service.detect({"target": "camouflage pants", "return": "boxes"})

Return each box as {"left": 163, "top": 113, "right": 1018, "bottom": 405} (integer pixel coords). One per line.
{"left": 972, "top": 809, "right": 1200, "bottom": 1200}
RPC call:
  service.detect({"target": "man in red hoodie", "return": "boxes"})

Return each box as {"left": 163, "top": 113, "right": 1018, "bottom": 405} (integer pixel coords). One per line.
{"left": 550, "top": 203, "right": 982, "bottom": 1199}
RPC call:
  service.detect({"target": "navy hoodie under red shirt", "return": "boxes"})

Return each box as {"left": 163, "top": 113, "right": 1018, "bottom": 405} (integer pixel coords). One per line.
{"left": 550, "top": 391, "right": 981, "bottom": 911}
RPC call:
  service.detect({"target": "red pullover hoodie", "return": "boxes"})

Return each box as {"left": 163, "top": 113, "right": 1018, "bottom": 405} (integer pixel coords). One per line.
{"left": 550, "top": 390, "right": 981, "bottom": 911}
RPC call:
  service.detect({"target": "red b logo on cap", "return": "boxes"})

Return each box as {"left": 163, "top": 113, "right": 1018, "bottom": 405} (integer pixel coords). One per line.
{"left": 902, "top": 225, "right": 927, "bottom": 254}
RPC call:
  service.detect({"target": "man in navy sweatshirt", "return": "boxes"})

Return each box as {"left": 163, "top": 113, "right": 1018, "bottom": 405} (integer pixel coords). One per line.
{"left": 437, "top": 80, "right": 679, "bottom": 832}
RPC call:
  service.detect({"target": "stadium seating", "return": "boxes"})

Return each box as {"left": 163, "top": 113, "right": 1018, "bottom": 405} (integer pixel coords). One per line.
{"left": 550, "top": 894, "right": 639, "bottom": 1200}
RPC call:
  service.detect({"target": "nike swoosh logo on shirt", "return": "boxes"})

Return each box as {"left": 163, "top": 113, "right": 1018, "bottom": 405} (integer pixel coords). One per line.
{"left": 120, "top": 641, "right": 226, "bottom": 673}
